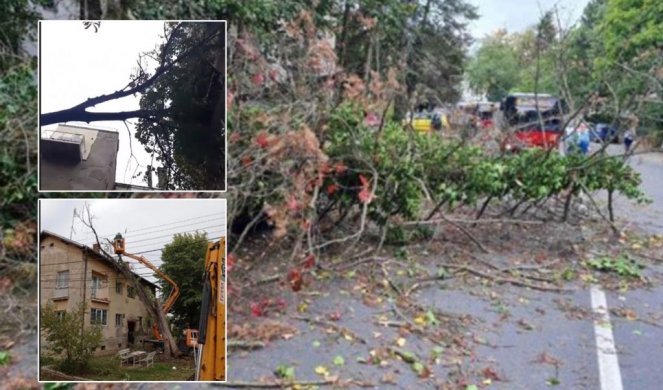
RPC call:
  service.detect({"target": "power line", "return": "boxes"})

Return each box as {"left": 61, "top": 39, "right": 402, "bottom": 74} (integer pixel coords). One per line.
{"left": 76, "top": 212, "right": 224, "bottom": 240}
{"left": 77, "top": 214, "right": 225, "bottom": 242}
{"left": 73, "top": 227, "right": 224, "bottom": 253}
{"left": 134, "top": 236, "right": 225, "bottom": 254}
{"left": 127, "top": 226, "right": 224, "bottom": 245}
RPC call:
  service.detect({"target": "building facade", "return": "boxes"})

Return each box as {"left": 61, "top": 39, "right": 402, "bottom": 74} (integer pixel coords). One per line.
{"left": 39, "top": 231, "right": 158, "bottom": 355}
{"left": 40, "top": 124, "right": 120, "bottom": 191}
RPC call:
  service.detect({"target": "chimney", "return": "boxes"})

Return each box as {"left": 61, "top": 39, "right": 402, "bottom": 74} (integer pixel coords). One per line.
{"left": 92, "top": 243, "right": 101, "bottom": 253}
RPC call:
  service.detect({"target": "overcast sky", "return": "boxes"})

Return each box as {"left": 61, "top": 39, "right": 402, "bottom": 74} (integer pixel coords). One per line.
{"left": 468, "top": 0, "right": 590, "bottom": 41}
{"left": 40, "top": 198, "right": 227, "bottom": 285}
{"left": 40, "top": 20, "right": 166, "bottom": 186}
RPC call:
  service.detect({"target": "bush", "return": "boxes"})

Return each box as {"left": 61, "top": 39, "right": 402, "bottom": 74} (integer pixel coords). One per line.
{"left": 0, "top": 62, "right": 37, "bottom": 230}
{"left": 41, "top": 303, "right": 103, "bottom": 374}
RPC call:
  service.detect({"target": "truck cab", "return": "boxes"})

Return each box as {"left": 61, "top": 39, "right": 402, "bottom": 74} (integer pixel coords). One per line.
{"left": 500, "top": 93, "right": 568, "bottom": 152}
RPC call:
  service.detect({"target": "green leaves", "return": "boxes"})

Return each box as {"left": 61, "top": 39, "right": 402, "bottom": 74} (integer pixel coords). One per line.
{"left": 0, "top": 62, "right": 38, "bottom": 229}
{"left": 586, "top": 254, "right": 643, "bottom": 278}
{"left": 274, "top": 364, "right": 295, "bottom": 379}
{"left": 40, "top": 302, "right": 103, "bottom": 374}
{"left": 333, "top": 355, "right": 345, "bottom": 366}
{"left": 160, "top": 232, "right": 209, "bottom": 330}
{"left": 0, "top": 351, "right": 10, "bottom": 365}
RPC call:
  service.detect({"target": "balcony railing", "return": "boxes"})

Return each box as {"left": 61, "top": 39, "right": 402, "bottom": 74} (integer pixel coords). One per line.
{"left": 90, "top": 287, "right": 110, "bottom": 303}
{"left": 53, "top": 287, "right": 68, "bottom": 299}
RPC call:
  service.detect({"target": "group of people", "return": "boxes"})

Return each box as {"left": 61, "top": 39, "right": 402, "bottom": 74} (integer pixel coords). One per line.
{"left": 562, "top": 117, "right": 636, "bottom": 156}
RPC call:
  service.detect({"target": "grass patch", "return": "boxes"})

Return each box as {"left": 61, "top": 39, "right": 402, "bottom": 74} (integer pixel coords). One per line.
{"left": 44, "top": 355, "right": 195, "bottom": 381}
{"left": 87, "top": 355, "right": 194, "bottom": 381}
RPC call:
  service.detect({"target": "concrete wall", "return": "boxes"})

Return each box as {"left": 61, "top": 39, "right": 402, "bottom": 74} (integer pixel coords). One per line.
{"left": 40, "top": 125, "right": 119, "bottom": 191}
{"left": 40, "top": 236, "right": 155, "bottom": 356}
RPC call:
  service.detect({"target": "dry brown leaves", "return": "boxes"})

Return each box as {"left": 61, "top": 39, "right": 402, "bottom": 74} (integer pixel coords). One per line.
{"left": 2, "top": 221, "right": 36, "bottom": 257}
{"left": 307, "top": 38, "right": 337, "bottom": 75}
{"left": 355, "top": 14, "right": 377, "bottom": 30}
{"left": 343, "top": 74, "right": 366, "bottom": 101}
{"left": 3, "top": 377, "right": 39, "bottom": 390}
{"left": 532, "top": 352, "right": 562, "bottom": 367}
{"left": 285, "top": 10, "right": 316, "bottom": 40}
{"left": 260, "top": 126, "right": 329, "bottom": 239}
{"left": 229, "top": 320, "right": 298, "bottom": 343}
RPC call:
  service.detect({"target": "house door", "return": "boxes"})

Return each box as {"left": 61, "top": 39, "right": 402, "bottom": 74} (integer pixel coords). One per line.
{"left": 127, "top": 321, "right": 136, "bottom": 345}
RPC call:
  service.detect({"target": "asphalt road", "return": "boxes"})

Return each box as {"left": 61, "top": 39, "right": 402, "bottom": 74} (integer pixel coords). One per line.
{"left": 604, "top": 147, "right": 663, "bottom": 390}
{"left": 221, "top": 148, "right": 663, "bottom": 389}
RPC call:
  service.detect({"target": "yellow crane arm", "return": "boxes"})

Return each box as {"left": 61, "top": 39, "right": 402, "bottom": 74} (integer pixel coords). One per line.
{"left": 122, "top": 252, "right": 180, "bottom": 315}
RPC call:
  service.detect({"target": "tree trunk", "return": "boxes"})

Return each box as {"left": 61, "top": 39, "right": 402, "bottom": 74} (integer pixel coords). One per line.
{"left": 80, "top": 207, "right": 181, "bottom": 357}
{"left": 89, "top": 246, "right": 182, "bottom": 357}
{"left": 119, "top": 259, "right": 181, "bottom": 357}
{"left": 337, "top": 1, "right": 351, "bottom": 70}
{"left": 607, "top": 189, "right": 615, "bottom": 222}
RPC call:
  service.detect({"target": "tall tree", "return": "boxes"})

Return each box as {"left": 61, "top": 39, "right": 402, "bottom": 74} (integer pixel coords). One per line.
{"left": 158, "top": 232, "right": 208, "bottom": 331}
{"left": 466, "top": 31, "right": 520, "bottom": 101}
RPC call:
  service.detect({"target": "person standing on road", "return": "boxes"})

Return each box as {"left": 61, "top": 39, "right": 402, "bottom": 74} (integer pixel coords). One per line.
{"left": 624, "top": 116, "right": 637, "bottom": 154}
{"left": 564, "top": 119, "right": 590, "bottom": 155}
{"left": 577, "top": 121, "right": 590, "bottom": 155}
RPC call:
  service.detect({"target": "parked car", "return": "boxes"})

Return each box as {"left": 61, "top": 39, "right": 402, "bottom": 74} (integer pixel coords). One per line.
{"left": 405, "top": 110, "right": 443, "bottom": 133}
{"left": 477, "top": 102, "right": 496, "bottom": 129}
{"left": 595, "top": 123, "right": 619, "bottom": 143}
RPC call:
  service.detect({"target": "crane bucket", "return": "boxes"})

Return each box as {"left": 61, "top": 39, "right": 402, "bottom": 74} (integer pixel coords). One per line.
{"left": 113, "top": 233, "right": 125, "bottom": 254}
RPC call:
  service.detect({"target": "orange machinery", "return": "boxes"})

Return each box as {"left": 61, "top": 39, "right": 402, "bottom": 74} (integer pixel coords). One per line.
{"left": 113, "top": 233, "right": 226, "bottom": 380}
{"left": 195, "top": 238, "right": 226, "bottom": 381}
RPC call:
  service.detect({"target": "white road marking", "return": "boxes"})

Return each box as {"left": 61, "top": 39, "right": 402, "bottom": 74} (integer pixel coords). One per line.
{"left": 591, "top": 284, "right": 624, "bottom": 390}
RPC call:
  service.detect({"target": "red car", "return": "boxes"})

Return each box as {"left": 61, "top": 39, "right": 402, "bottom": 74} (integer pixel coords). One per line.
{"left": 502, "top": 128, "right": 561, "bottom": 152}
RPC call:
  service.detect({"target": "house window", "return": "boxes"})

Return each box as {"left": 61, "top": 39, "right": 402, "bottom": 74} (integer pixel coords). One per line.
{"left": 90, "top": 308, "right": 108, "bottom": 325}
{"left": 115, "top": 282, "right": 123, "bottom": 295}
{"left": 115, "top": 314, "right": 123, "bottom": 327}
{"left": 127, "top": 286, "right": 135, "bottom": 299}
{"left": 138, "top": 316, "right": 142, "bottom": 327}
{"left": 90, "top": 274, "right": 107, "bottom": 299}
{"left": 55, "top": 271, "right": 69, "bottom": 288}
{"left": 55, "top": 311, "right": 66, "bottom": 320}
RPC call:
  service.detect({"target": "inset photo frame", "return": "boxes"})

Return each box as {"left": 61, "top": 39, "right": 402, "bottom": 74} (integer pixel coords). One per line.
{"left": 38, "top": 198, "right": 227, "bottom": 382}
{"left": 38, "top": 20, "right": 227, "bottom": 192}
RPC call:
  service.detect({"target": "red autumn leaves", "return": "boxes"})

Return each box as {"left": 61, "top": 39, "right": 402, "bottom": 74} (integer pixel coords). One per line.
{"left": 323, "top": 162, "right": 373, "bottom": 204}
{"left": 250, "top": 254, "right": 316, "bottom": 317}
{"left": 357, "top": 174, "right": 373, "bottom": 204}
{"left": 287, "top": 253, "right": 316, "bottom": 293}
{"left": 250, "top": 298, "right": 287, "bottom": 317}
{"left": 255, "top": 131, "right": 271, "bottom": 149}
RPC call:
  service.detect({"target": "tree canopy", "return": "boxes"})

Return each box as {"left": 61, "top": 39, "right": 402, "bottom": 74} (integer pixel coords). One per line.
{"left": 134, "top": 22, "right": 227, "bottom": 190}
{"left": 158, "top": 232, "right": 209, "bottom": 330}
